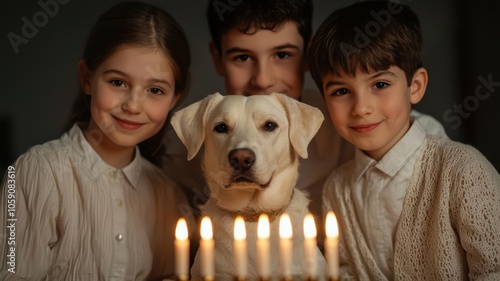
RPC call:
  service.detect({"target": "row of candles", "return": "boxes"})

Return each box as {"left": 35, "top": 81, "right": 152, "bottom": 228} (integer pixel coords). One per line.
{"left": 175, "top": 211, "right": 340, "bottom": 280}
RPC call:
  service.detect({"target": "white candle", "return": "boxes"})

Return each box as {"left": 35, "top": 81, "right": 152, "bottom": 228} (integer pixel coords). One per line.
{"left": 304, "top": 213, "right": 318, "bottom": 278}
{"left": 234, "top": 216, "right": 247, "bottom": 280}
{"left": 279, "top": 213, "right": 293, "bottom": 278}
{"left": 325, "top": 211, "right": 339, "bottom": 280}
{"left": 175, "top": 218, "right": 189, "bottom": 280}
{"left": 257, "top": 214, "right": 270, "bottom": 279}
{"left": 200, "top": 216, "right": 214, "bottom": 279}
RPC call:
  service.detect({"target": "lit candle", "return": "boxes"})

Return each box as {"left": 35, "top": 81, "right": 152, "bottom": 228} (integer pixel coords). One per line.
{"left": 279, "top": 213, "right": 293, "bottom": 279}
{"left": 234, "top": 216, "right": 247, "bottom": 280}
{"left": 175, "top": 218, "right": 189, "bottom": 280}
{"left": 257, "top": 214, "right": 270, "bottom": 279}
{"left": 304, "top": 213, "right": 318, "bottom": 279}
{"left": 325, "top": 211, "right": 339, "bottom": 280}
{"left": 200, "top": 216, "right": 214, "bottom": 279}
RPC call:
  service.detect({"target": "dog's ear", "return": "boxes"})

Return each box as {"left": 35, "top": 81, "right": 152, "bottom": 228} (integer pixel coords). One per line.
{"left": 273, "top": 93, "right": 324, "bottom": 159}
{"left": 171, "top": 93, "right": 224, "bottom": 160}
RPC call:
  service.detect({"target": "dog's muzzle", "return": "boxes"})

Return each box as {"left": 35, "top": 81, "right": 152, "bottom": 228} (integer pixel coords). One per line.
{"left": 227, "top": 148, "right": 271, "bottom": 187}
{"left": 229, "top": 148, "right": 255, "bottom": 173}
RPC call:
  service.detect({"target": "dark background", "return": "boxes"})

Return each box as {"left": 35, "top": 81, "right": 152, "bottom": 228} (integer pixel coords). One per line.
{"left": 1, "top": 0, "right": 499, "bottom": 174}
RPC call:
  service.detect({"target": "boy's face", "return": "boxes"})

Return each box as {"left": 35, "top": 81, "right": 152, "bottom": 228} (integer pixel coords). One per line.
{"left": 321, "top": 66, "right": 426, "bottom": 160}
{"left": 210, "top": 21, "right": 306, "bottom": 100}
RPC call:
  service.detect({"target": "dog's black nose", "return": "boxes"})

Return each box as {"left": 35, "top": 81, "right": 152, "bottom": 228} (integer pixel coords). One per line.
{"left": 228, "top": 148, "right": 255, "bottom": 172}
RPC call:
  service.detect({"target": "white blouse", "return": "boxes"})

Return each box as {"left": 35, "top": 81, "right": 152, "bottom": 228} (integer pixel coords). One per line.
{"left": 0, "top": 124, "right": 190, "bottom": 281}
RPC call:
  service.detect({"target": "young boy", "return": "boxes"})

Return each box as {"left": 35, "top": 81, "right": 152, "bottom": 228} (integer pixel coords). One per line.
{"left": 309, "top": 1, "right": 500, "bottom": 279}
{"left": 164, "top": 0, "right": 446, "bottom": 240}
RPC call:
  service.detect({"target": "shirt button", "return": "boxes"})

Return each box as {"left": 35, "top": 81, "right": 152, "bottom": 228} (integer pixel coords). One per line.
{"left": 115, "top": 234, "right": 123, "bottom": 242}
{"left": 115, "top": 199, "right": 123, "bottom": 207}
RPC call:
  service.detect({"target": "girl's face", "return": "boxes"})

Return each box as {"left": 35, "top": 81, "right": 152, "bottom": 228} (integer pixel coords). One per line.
{"left": 322, "top": 66, "right": 426, "bottom": 161}
{"left": 81, "top": 45, "right": 179, "bottom": 151}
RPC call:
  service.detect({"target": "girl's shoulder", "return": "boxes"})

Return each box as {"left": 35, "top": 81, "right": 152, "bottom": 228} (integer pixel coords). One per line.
{"left": 10, "top": 126, "right": 88, "bottom": 181}
{"left": 3, "top": 130, "right": 79, "bottom": 201}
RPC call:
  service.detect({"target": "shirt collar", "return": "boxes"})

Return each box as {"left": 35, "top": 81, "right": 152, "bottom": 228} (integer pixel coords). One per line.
{"left": 69, "top": 124, "right": 143, "bottom": 190}
{"left": 352, "top": 148, "right": 376, "bottom": 184}
{"left": 122, "top": 148, "right": 142, "bottom": 190}
{"left": 352, "top": 118, "right": 427, "bottom": 182}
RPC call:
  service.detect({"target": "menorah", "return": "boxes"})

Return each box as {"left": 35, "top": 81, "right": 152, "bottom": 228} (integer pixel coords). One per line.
{"left": 174, "top": 211, "right": 339, "bottom": 281}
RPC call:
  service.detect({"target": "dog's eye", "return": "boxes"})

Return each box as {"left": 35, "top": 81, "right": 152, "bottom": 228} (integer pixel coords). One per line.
{"left": 263, "top": 121, "right": 278, "bottom": 132}
{"left": 214, "top": 123, "right": 228, "bottom": 133}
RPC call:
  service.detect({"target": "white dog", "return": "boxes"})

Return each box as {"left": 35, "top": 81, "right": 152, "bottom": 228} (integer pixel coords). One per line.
{"left": 171, "top": 93, "right": 327, "bottom": 281}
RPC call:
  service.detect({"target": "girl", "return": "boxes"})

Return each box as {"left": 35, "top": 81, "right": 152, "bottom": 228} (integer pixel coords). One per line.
{"left": 0, "top": 1, "right": 191, "bottom": 280}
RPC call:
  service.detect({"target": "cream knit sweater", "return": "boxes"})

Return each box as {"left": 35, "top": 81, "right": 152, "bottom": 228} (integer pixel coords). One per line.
{"left": 325, "top": 136, "right": 500, "bottom": 280}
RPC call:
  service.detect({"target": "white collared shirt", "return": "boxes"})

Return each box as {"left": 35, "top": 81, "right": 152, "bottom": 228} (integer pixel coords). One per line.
{"left": 0, "top": 124, "right": 189, "bottom": 280}
{"left": 350, "top": 119, "right": 427, "bottom": 279}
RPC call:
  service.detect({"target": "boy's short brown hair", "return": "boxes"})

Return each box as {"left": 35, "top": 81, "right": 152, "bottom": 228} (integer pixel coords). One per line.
{"left": 309, "top": 0, "right": 423, "bottom": 92}
{"left": 207, "top": 0, "right": 313, "bottom": 54}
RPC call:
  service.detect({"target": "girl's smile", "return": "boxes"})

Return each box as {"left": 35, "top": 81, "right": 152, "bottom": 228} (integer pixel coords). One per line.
{"left": 113, "top": 116, "right": 145, "bottom": 131}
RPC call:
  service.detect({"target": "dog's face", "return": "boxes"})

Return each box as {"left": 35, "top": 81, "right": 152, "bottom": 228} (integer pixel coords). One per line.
{"left": 171, "top": 93, "right": 324, "bottom": 213}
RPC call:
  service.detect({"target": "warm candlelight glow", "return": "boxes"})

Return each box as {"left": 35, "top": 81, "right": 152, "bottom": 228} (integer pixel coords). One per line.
{"left": 234, "top": 216, "right": 247, "bottom": 280}
{"left": 200, "top": 216, "right": 214, "bottom": 278}
{"left": 325, "top": 211, "right": 339, "bottom": 279}
{"left": 258, "top": 213, "right": 270, "bottom": 239}
{"left": 257, "top": 214, "right": 270, "bottom": 279}
{"left": 304, "top": 213, "right": 318, "bottom": 278}
{"left": 279, "top": 213, "right": 292, "bottom": 239}
{"left": 201, "top": 216, "right": 213, "bottom": 240}
{"left": 303, "top": 213, "right": 317, "bottom": 239}
{"left": 175, "top": 218, "right": 189, "bottom": 280}
{"left": 326, "top": 211, "right": 339, "bottom": 238}
{"left": 279, "top": 213, "right": 293, "bottom": 278}
{"left": 176, "top": 218, "right": 188, "bottom": 240}
{"left": 234, "top": 216, "right": 246, "bottom": 240}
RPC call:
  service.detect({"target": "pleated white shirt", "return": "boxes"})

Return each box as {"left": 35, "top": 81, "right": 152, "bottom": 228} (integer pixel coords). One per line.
{"left": 0, "top": 124, "right": 190, "bottom": 281}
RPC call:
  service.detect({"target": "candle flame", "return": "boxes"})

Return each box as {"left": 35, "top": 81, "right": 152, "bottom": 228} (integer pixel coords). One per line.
{"left": 175, "top": 218, "right": 188, "bottom": 240}
{"left": 279, "top": 213, "right": 292, "bottom": 239}
{"left": 258, "top": 214, "right": 270, "bottom": 239}
{"left": 234, "top": 216, "right": 246, "bottom": 240}
{"left": 201, "top": 216, "right": 213, "bottom": 240}
{"left": 303, "top": 213, "right": 317, "bottom": 239}
{"left": 326, "top": 211, "right": 339, "bottom": 238}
